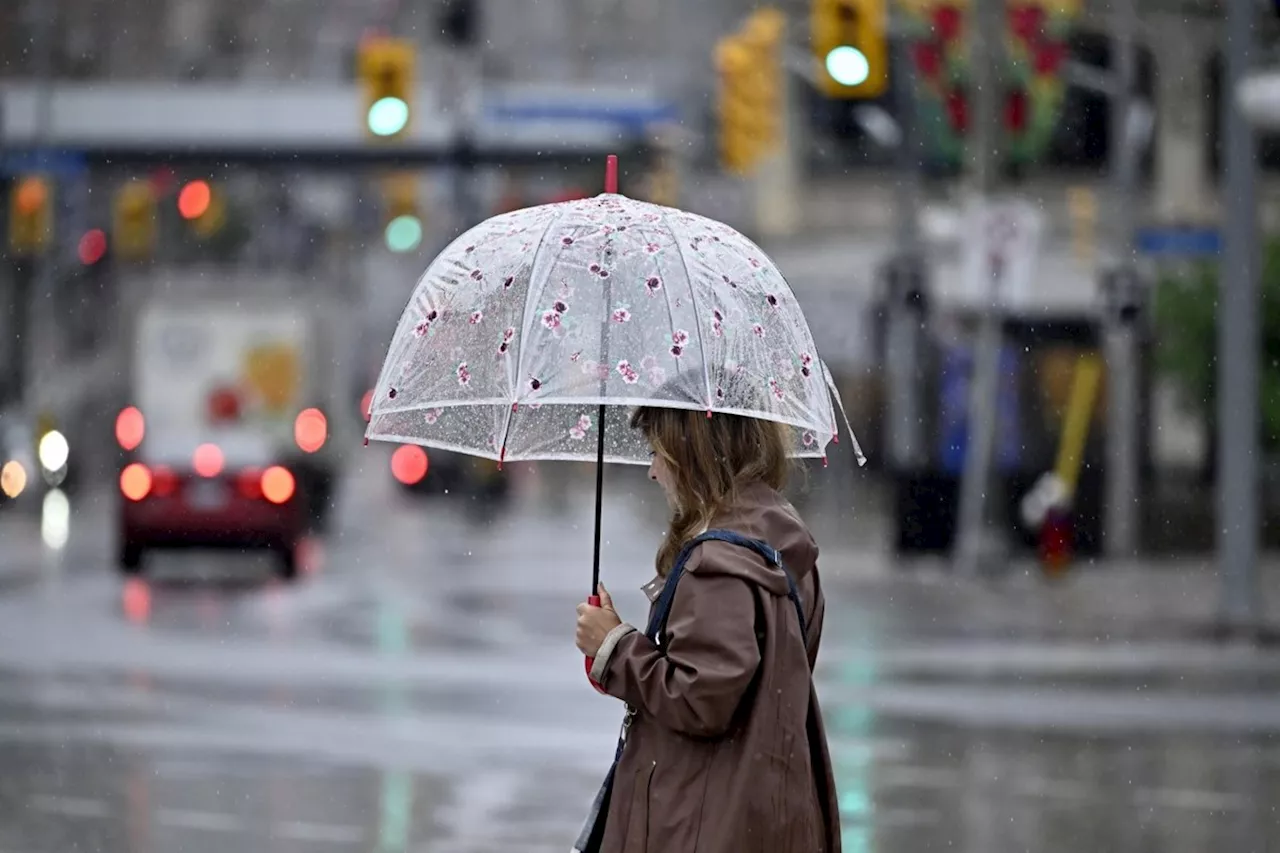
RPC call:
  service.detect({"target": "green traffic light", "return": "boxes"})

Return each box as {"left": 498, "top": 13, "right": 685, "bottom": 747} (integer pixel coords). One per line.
{"left": 368, "top": 96, "right": 410, "bottom": 136}
{"left": 385, "top": 215, "right": 423, "bottom": 252}
{"left": 826, "top": 46, "right": 870, "bottom": 87}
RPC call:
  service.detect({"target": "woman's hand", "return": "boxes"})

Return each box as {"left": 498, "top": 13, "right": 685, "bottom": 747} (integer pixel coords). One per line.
{"left": 575, "top": 583, "right": 621, "bottom": 657}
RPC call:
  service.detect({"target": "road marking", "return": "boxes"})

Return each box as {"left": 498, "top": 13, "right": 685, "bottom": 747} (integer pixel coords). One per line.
{"left": 155, "top": 808, "right": 244, "bottom": 833}
{"left": 822, "top": 683, "right": 1280, "bottom": 733}
{"left": 273, "top": 821, "right": 366, "bottom": 845}
{"left": 874, "top": 765, "right": 961, "bottom": 791}
{"left": 826, "top": 735, "right": 912, "bottom": 762}
{"left": 873, "top": 807, "right": 943, "bottom": 827}
{"left": 819, "top": 641, "right": 1280, "bottom": 678}
{"left": 1015, "top": 775, "right": 1093, "bottom": 802}
{"left": 1135, "top": 787, "right": 1248, "bottom": 812}
{"left": 27, "top": 794, "right": 109, "bottom": 819}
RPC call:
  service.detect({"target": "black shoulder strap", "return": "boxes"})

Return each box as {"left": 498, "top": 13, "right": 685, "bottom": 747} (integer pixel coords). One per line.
{"left": 645, "top": 528, "right": 808, "bottom": 645}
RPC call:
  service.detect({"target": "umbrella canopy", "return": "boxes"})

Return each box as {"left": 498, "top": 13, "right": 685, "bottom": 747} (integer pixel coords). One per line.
{"left": 366, "top": 192, "right": 863, "bottom": 466}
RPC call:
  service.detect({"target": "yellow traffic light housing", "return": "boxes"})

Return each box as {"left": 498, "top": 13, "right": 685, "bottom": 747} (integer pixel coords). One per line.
{"left": 740, "top": 8, "right": 786, "bottom": 151}
{"left": 113, "top": 181, "right": 158, "bottom": 261}
{"left": 358, "top": 37, "right": 415, "bottom": 139}
{"left": 715, "top": 9, "right": 787, "bottom": 176}
{"left": 715, "top": 37, "right": 757, "bottom": 175}
{"left": 811, "top": 0, "right": 888, "bottom": 99}
{"left": 8, "top": 175, "right": 52, "bottom": 257}
{"left": 382, "top": 172, "right": 423, "bottom": 252}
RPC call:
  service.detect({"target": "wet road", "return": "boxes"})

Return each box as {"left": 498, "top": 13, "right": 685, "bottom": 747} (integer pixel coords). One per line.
{"left": 0, "top": 461, "right": 1278, "bottom": 852}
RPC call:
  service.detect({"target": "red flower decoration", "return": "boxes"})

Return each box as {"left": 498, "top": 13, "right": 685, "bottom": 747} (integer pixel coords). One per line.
{"left": 1034, "top": 42, "right": 1066, "bottom": 76}
{"left": 1009, "top": 4, "right": 1046, "bottom": 41}
{"left": 913, "top": 42, "right": 942, "bottom": 79}
{"left": 1005, "top": 89, "right": 1028, "bottom": 134}
{"left": 933, "top": 4, "right": 962, "bottom": 42}
{"left": 945, "top": 89, "right": 968, "bottom": 134}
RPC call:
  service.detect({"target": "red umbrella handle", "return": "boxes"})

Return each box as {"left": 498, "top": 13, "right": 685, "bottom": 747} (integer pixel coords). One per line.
{"left": 584, "top": 594, "right": 607, "bottom": 694}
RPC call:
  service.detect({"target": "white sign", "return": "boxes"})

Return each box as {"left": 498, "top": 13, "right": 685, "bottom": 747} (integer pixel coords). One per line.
{"left": 958, "top": 198, "right": 1045, "bottom": 309}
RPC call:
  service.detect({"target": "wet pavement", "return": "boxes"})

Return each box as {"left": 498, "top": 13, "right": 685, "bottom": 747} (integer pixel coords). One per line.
{"left": 0, "top": 460, "right": 1278, "bottom": 852}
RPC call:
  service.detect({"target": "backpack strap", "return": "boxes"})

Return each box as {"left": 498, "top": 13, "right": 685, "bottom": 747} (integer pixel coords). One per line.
{"left": 645, "top": 528, "right": 808, "bottom": 646}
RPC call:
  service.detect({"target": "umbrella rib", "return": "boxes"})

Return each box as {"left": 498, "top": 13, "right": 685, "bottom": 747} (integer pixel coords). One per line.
{"left": 498, "top": 203, "right": 574, "bottom": 462}
{"left": 822, "top": 359, "right": 867, "bottom": 467}
{"left": 660, "top": 208, "right": 713, "bottom": 410}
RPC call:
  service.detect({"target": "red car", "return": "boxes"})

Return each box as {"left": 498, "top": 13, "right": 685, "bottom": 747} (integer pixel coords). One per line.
{"left": 115, "top": 407, "right": 305, "bottom": 579}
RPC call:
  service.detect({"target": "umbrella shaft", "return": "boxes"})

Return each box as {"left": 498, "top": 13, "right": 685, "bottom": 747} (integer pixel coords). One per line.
{"left": 591, "top": 402, "right": 607, "bottom": 594}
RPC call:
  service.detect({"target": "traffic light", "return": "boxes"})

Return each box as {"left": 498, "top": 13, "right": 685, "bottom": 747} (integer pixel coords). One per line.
{"left": 358, "top": 37, "right": 415, "bottom": 139}
{"left": 714, "top": 8, "right": 786, "bottom": 176}
{"left": 716, "top": 38, "right": 757, "bottom": 175}
{"left": 8, "top": 175, "right": 52, "bottom": 257}
{"left": 383, "top": 172, "right": 422, "bottom": 253}
{"left": 177, "top": 180, "right": 226, "bottom": 239}
{"left": 113, "top": 181, "right": 157, "bottom": 261}
{"left": 811, "top": 0, "right": 888, "bottom": 99}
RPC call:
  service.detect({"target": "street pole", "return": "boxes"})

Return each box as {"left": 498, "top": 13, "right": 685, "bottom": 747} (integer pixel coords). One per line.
{"left": 1218, "top": 0, "right": 1259, "bottom": 631}
{"left": 441, "top": 0, "right": 482, "bottom": 233}
{"left": 1102, "top": 0, "right": 1141, "bottom": 559}
{"left": 884, "top": 32, "right": 928, "bottom": 475}
{"left": 26, "top": 0, "right": 57, "bottom": 425}
{"left": 752, "top": 33, "right": 801, "bottom": 241}
{"left": 953, "top": 0, "right": 1005, "bottom": 575}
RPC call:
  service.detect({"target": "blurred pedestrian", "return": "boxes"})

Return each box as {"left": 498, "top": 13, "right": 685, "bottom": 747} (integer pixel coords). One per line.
{"left": 574, "top": 406, "right": 841, "bottom": 853}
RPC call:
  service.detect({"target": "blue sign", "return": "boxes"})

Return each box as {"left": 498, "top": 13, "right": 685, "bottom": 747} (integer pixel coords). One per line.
{"left": 483, "top": 101, "right": 680, "bottom": 133}
{"left": 937, "top": 344, "right": 1022, "bottom": 475}
{"left": 0, "top": 150, "right": 87, "bottom": 178}
{"left": 1135, "top": 226, "right": 1222, "bottom": 257}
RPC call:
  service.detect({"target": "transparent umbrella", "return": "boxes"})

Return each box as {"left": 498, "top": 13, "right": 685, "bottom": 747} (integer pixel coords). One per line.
{"left": 366, "top": 157, "right": 864, "bottom": 649}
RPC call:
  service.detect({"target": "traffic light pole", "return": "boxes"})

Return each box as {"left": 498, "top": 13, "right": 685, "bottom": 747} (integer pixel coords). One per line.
{"left": 884, "top": 31, "right": 928, "bottom": 475}
{"left": 953, "top": 0, "right": 1006, "bottom": 575}
{"left": 1102, "top": 0, "right": 1142, "bottom": 560}
{"left": 753, "top": 17, "right": 801, "bottom": 241}
{"left": 1218, "top": 0, "right": 1261, "bottom": 632}
{"left": 25, "top": 0, "right": 58, "bottom": 425}
{"left": 442, "top": 15, "right": 483, "bottom": 233}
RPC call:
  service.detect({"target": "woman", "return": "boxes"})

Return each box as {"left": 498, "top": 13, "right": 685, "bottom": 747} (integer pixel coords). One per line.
{"left": 574, "top": 405, "right": 841, "bottom": 853}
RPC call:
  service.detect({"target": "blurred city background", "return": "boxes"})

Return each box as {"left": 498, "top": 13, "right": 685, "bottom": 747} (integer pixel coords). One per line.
{"left": 2, "top": 0, "right": 1280, "bottom": 850}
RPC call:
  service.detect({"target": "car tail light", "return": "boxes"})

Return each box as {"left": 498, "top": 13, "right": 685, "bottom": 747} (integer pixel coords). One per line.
{"left": 391, "top": 445, "right": 429, "bottom": 486}
{"left": 1, "top": 460, "right": 27, "bottom": 499}
{"left": 237, "top": 468, "right": 263, "bottom": 500}
{"left": 261, "top": 466, "right": 295, "bottom": 504}
{"left": 120, "top": 463, "right": 152, "bottom": 501}
{"left": 193, "top": 443, "right": 224, "bottom": 478}
{"left": 294, "top": 408, "right": 328, "bottom": 453}
{"left": 152, "top": 465, "right": 178, "bottom": 498}
{"left": 116, "top": 406, "right": 145, "bottom": 451}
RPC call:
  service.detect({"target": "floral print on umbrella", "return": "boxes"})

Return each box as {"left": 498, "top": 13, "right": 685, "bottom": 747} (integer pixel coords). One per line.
{"left": 569, "top": 414, "right": 592, "bottom": 440}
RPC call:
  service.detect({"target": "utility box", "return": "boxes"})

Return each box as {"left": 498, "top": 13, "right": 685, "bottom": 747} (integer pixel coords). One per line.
{"left": 891, "top": 312, "right": 1153, "bottom": 558}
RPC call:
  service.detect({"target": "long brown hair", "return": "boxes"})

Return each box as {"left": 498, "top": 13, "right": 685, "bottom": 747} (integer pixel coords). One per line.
{"left": 630, "top": 407, "right": 790, "bottom": 575}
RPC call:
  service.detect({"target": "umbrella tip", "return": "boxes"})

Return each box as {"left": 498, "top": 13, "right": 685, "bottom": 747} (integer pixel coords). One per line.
{"left": 605, "top": 154, "right": 618, "bottom": 194}
{"left": 363, "top": 437, "right": 369, "bottom": 447}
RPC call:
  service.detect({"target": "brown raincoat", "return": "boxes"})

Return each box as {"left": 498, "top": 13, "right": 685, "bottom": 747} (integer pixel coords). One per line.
{"left": 589, "top": 482, "right": 841, "bottom": 853}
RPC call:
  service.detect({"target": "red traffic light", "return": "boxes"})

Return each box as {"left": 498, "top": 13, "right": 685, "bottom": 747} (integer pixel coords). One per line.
{"left": 178, "top": 180, "right": 212, "bottom": 220}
